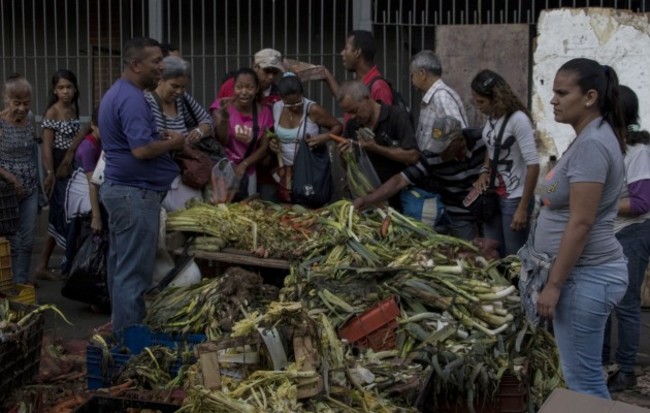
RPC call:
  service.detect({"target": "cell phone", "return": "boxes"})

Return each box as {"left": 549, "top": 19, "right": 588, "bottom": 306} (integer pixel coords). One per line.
{"left": 463, "top": 187, "right": 480, "bottom": 207}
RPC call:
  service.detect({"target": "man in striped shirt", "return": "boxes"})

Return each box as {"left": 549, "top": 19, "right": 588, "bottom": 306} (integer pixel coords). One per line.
{"left": 353, "top": 116, "right": 485, "bottom": 240}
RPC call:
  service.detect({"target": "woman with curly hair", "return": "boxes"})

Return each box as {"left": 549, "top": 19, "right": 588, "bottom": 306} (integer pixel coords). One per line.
{"left": 471, "top": 69, "right": 539, "bottom": 256}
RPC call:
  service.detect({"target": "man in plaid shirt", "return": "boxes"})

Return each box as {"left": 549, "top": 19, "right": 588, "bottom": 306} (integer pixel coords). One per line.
{"left": 409, "top": 50, "right": 468, "bottom": 153}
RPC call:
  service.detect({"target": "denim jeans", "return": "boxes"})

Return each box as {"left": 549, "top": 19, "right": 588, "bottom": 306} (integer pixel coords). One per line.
{"left": 445, "top": 214, "right": 478, "bottom": 241}
{"left": 483, "top": 197, "right": 532, "bottom": 257}
{"left": 101, "top": 183, "right": 164, "bottom": 331}
{"left": 8, "top": 189, "right": 38, "bottom": 284}
{"left": 553, "top": 258, "right": 628, "bottom": 399}
{"left": 602, "top": 219, "right": 650, "bottom": 372}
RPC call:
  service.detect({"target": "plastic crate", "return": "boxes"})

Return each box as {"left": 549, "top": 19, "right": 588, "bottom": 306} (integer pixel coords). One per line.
{"left": 431, "top": 373, "right": 528, "bottom": 413}
{"left": 0, "top": 237, "right": 10, "bottom": 256}
{"left": 0, "top": 180, "right": 19, "bottom": 236}
{"left": 338, "top": 296, "right": 400, "bottom": 351}
{"left": 73, "top": 394, "right": 180, "bottom": 413}
{"left": 0, "top": 283, "right": 37, "bottom": 305}
{"left": 86, "top": 324, "right": 206, "bottom": 389}
{"left": 498, "top": 373, "right": 529, "bottom": 413}
{"left": 0, "top": 301, "right": 44, "bottom": 401}
{"left": 0, "top": 264, "right": 12, "bottom": 284}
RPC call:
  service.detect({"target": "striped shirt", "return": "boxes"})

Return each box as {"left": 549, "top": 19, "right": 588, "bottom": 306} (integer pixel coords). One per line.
{"left": 144, "top": 92, "right": 214, "bottom": 134}
{"left": 401, "top": 131, "right": 485, "bottom": 218}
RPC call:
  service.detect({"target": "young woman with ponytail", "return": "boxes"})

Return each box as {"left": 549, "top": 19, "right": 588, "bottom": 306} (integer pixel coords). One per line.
{"left": 533, "top": 58, "right": 628, "bottom": 399}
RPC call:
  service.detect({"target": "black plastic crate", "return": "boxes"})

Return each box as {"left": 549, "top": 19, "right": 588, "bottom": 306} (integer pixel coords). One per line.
{"left": 0, "top": 179, "right": 19, "bottom": 236}
{"left": 0, "top": 301, "right": 44, "bottom": 401}
{"left": 73, "top": 395, "right": 180, "bottom": 413}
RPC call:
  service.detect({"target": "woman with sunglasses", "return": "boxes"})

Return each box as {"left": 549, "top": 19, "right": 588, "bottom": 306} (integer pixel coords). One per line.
{"left": 471, "top": 69, "right": 539, "bottom": 257}
{"left": 268, "top": 73, "right": 342, "bottom": 202}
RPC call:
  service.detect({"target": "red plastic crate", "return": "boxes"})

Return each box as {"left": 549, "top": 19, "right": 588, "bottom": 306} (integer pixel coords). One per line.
{"left": 338, "top": 296, "right": 400, "bottom": 351}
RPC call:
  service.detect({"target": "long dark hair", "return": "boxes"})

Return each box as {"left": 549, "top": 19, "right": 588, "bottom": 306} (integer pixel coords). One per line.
{"left": 470, "top": 69, "right": 533, "bottom": 122}
{"left": 557, "top": 58, "right": 626, "bottom": 153}
{"left": 45, "top": 69, "right": 80, "bottom": 117}
{"left": 619, "top": 85, "right": 650, "bottom": 146}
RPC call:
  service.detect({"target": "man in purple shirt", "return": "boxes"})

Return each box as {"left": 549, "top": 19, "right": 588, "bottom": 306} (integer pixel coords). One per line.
{"left": 99, "top": 37, "right": 184, "bottom": 331}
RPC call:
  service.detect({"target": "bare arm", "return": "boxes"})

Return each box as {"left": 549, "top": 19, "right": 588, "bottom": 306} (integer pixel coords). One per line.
{"left": 212, "top": 100, "right": 231, "bottom": 145}
{"left": 42, "top": 127, "right": 55, "bottom": 196}
{"left": 57, "top": 125, "right": 91, "bottom": 178}
{"left": 86, "top": 172, "right": 103, "bottom": 233}
{"left": 353, "top": 173, "right": 409, "bottom": 210}
{"left": 360, "top": 140, "right": 419, "bottom": 165}
{"left": 511, "top": 164, "right": 540, "bottom": 230}
{"left": 306, "top": 104, "right": 343, "bottom": 147}
{"left": 537, "top": 181, "right": 603, "bottom": 319}
{"left": 131, "top": 132, "right": 184, "bottom": 159}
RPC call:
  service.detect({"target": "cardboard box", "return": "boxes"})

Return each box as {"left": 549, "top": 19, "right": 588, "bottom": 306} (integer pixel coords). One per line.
{"left": 539, "top": 388, "right": 650, "bottom": 413}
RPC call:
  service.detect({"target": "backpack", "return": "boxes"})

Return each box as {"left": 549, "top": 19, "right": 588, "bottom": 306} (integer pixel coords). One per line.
{"left": 367, "top": 76, "right": 414, "bottom": 126}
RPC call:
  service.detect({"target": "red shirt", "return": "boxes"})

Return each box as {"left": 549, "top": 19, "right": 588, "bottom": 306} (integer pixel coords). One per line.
{"left": 362, "top": 66, "right": 393, "bottom": 105}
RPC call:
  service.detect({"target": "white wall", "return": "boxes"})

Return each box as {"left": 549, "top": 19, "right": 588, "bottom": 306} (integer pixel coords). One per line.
{"left": 532, "top": 8, "right": 650, "bottom": 156}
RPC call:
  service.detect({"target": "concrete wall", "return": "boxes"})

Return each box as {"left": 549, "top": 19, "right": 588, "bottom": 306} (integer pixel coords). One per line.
{"left": 532, "top": 8, "right": 650, "bottom": 156}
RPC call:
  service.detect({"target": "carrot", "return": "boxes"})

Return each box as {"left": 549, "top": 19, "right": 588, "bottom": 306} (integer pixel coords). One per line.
{"left": 328, "top": 133, "right": 348, "bottom": 144}
{"left": 380, "top": 215, "right": 391, "bottom": 238}
{"left": 49, "top": 395, "right": 85, "bottom": 413}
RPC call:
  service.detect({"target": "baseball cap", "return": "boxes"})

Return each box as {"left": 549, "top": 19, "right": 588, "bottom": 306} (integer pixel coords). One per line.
{"left": 428, "top": 116, "right": 463, "bottom": 153}
{"left": 254, "top": 48, "right": 285, "bottom": 72}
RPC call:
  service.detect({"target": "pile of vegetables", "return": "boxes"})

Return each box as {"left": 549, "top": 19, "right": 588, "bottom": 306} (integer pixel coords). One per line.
{"left": 158, "top": 201, "right": 564, "bottom": 410}
{"left": 144, "top": 267, "right": 278, "bottom": 338}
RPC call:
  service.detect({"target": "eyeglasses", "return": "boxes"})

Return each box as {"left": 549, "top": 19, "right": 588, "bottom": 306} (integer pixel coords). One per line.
{"left": 283, "top": 100, "right": 303, "bottom": 108}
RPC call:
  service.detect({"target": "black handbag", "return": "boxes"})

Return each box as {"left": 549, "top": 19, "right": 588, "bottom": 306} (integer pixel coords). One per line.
{"left": 468, "top": 114, "right": 511, "bottom": 222}
{"left": 292, "top": 103, "right": 332, "bottom": 207}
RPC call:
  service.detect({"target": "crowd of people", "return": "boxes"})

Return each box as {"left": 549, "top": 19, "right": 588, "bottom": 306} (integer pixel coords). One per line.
{"left": 0, "top": 31, "right": 648, "bottom": 401}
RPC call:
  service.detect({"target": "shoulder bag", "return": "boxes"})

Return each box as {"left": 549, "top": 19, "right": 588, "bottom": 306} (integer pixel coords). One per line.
{"left": 292, "top": 102, "right": 332, "bottom": 207}
{"left": 467, "top": 114, "right": 511, "bottom": 222}
{"left": 151, "top": 91, "right": 215, "bottom": 189}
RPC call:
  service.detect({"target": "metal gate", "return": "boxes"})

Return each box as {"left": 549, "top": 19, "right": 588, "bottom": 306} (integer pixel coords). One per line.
{"left": 1, "top": 0, "right": 648, "bottom": 119}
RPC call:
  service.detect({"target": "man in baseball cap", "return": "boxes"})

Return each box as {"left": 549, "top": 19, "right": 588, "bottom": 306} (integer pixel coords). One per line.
{"left": 353, "top": 115, "right": 487, "bottom": 240}
{"left": 427, "top": 116, "right": 463, "bottom": 155}
{"left": 213, "top": 48, "right": 285, "bottom": 106}
{"left": 254, "top": 48, "right": 285, "bottom": 72}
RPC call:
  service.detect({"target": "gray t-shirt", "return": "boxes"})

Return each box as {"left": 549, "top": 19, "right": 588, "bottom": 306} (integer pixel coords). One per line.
{"left": 534, "top": 118, "right": 624, "bottom": 266}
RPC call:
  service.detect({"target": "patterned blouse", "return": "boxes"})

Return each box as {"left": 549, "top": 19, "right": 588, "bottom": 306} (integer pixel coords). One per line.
{"left": 0, "top": 117, "right": 38, "bottom": 194}
{"left": 42, "top": 118, "right": 80, "bottom": 150}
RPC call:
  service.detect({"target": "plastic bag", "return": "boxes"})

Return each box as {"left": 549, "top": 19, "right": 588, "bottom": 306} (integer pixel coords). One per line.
{"left": 210, "top": 158, "right": 238, "bottom": 204}
{"left": 356, "top": 145, "right": 381, "bottom": 189}
{"left": 61, "top": 233, "right": 109, "bottom": 307}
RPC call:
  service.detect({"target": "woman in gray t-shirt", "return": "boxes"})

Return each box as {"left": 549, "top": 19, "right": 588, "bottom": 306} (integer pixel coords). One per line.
{"left": 534, "top": 58, "right": 628, "bottom": 399}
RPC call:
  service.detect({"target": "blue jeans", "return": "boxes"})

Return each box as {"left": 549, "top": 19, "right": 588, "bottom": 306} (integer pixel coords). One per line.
{"left": 8, "top": 189, "right": 38, "bottom": 284}
{"left": 101, "top": 184, "right": 164, "bottom": 331}
{"left": 445, "top": 214, "right": 478, "bottom": 241}
{"left": 602, "top": 219, "right": 650, "bottom": 372}
{"left": 553, "top": 258, "right": 628, "bottom": 399}
{"left": 483, "top": 197, "right": 532, "bottom": 257}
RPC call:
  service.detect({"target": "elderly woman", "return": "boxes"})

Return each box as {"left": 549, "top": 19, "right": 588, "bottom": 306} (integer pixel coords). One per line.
{"left": 0, "top": 74, "right": 40, "bottom": 284}
{"left": 144, "top": 55, "right": 215, "bottom": 211}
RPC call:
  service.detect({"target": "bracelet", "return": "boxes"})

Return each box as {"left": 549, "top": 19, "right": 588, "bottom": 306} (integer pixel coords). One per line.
{"left": 195, "top": 128, "right": 204, "bottom": 138}
{"left": 480, "top": 166, "right": 489, "bottom": 174}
